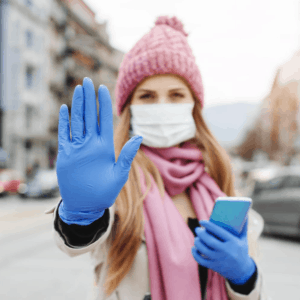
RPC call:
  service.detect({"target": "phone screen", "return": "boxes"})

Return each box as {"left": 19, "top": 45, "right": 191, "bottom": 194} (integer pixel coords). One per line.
{"left": 209, "top": 197, "right": 252, "bottom": 237}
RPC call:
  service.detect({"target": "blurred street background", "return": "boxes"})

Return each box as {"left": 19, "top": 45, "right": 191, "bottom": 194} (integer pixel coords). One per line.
{"left": 1, "top": 0, "right": 300, "bottom": 299}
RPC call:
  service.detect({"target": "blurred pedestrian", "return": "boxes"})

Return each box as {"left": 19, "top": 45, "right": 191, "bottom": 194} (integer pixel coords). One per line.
{"left": 32, "top": 159, "right": 40, "bottom": 173}
{"left": 26, "top": 159, "right": 40, "bottom": 181}
{"left": 49, "top": 16, "right": 265, "bottom": 300}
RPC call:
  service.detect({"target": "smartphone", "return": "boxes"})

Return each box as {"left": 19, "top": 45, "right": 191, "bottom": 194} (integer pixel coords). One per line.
{"left": 209, "top": 197, "right": 252, "bottom": 237}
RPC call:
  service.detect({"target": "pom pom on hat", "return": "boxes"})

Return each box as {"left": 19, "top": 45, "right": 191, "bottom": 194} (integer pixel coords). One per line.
{"left": 115, "top": 15, "right": 204, "bottom": 116}
{"left": 155, "top": 16, "right": 189, "bottom": 37}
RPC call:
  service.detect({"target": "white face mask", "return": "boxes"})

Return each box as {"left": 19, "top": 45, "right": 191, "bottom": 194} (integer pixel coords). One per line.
{"left": 129, "top": 103, "right": 196, "bottom": 148}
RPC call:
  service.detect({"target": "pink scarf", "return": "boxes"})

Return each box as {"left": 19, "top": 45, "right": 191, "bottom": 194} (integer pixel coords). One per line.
{"left": 139, "top": 142, "right": 230, "bottom": 300}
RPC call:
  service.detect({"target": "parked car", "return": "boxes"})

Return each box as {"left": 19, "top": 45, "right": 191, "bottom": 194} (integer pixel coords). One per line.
{"left": 0, "top": 168, "right": 24, "bottom": 196}
{"left": 249, "top": 166, "right": 300, "bottom": 238}
{"left": 18, "top": 168, "right": 59, "bottom": 199}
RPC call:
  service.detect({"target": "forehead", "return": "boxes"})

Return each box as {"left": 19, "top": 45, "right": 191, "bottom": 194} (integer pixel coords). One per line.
{"left": 136, "top": 74, "right": 189, "bottom": 90}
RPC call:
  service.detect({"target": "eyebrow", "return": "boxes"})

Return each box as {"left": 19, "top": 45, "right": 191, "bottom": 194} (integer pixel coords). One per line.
{"left": 136, "top": 88, "right": 186, "bottom": 93}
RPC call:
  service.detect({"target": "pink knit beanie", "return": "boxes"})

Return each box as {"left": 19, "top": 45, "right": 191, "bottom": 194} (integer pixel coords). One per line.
{"left": 115, "top": 16, "right": 205, "bottom": 116}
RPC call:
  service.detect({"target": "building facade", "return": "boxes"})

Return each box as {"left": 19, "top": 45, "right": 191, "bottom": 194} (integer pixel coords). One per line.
{"left": 1, "top": 0, "right": 124, "bottom": 178}
{"left": 236, "top": 50, "right": 300, "bottom": 165}
{"left": 48, "top": 0, "right": 123, "bottom": 134}
{"left": 1, "top": 0, "right": 52, "bottom": 178}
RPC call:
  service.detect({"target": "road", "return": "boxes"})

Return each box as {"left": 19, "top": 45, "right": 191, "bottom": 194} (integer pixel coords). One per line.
{"left": 0, "top": 195, "right": 94, "bottom": 300}
{"left": 0, "top": 195, "right": 300, "bottom": 300}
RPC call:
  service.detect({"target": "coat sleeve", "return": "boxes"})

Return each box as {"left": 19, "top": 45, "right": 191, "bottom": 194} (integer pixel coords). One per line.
{"left": 225, "top": 208, "right": 266, "bottom": 300}
{"left": 225, "top": 260, "right": 264, "bottom": 300}
{"left": 44, "top": 198, "right": 115, "bottom": 258}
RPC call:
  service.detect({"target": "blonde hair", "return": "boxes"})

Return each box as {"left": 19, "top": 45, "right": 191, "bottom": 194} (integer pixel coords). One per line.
{"left": 103, "top": 82, "right": 258, "bottom": 296}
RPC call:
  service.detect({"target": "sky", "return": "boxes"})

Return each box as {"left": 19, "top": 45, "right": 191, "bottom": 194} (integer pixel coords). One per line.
{"left": 85, "top": 0, "right": 300, "bottom": 108}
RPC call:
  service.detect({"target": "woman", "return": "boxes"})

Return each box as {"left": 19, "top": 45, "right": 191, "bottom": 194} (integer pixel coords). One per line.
{"left": 46, "top": 16, "right": 265, "bottom": 300}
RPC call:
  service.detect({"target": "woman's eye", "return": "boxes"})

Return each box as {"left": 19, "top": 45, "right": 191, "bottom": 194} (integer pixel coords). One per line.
{"left": 172, "top": 93, "right": 184, "bottom": 98}
{"left": 140, "top": 94, "right": 153, "bottom": 99}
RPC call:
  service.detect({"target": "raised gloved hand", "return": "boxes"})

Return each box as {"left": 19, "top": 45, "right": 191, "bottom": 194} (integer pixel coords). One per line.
{"left": 191, "top": 217, "right": 256, "bottom": 285}
{"left": 56, "top": 77, "right": 143, "bottom": 225}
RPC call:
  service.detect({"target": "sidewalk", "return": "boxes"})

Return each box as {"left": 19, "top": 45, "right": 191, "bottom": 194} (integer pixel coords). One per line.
{"left": 0, "top": 195, "right": 59, "bottom": 240}
{"left": 0, "top": 195, "right": 95, "bottom": 300}
{"left": 258, "top": 235, "right": 300, "bottom": 300}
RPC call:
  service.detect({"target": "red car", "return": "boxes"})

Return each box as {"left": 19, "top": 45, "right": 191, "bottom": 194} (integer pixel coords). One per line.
{"left": 0, "top": 169, "right": 24, "bottom": 196}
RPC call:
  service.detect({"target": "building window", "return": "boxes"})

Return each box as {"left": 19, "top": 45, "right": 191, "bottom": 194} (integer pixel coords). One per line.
{"left": 25, "top": 0, "right": 33, "bottom": 8}
{"left": 25, "top": 105, "right": 34, "bottom": 130}
{"left": 66, "top": 75, "right": 76, "bottom": 88}
{"left": 25, "top": 30, "right": 33, "bottom": 48}
{"left": 24, "top": 139, "right": 32, "bottom": 150}
{"left": 25, "top": 66, "right": 34, "bottom": 89}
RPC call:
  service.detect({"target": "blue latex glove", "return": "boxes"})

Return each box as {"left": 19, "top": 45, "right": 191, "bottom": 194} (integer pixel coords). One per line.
{"left": 191, "top": 217, "right": 256, "bottom": 285}
{"left": 56, "top": 77, "right": 143, "bottom": 225}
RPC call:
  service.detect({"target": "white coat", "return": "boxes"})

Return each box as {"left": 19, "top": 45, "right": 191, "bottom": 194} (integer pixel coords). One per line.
{"left": 45, "top": 199, "right": 267, "bottom": 300}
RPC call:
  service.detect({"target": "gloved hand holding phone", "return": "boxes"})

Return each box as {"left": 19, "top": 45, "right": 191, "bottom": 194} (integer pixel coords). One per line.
{"left": 56, "top": 77, "right": 143, "bottom": 225}
{"left": 192, "top": 217, "right": 256, "bottom": 285}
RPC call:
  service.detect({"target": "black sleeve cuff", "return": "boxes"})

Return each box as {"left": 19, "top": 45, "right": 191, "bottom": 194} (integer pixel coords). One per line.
{"left": 228, "top": 264, "right": 258, "bottom": 295}
{"left": 54, "top": 206, "right": 110, "bottom": 248}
